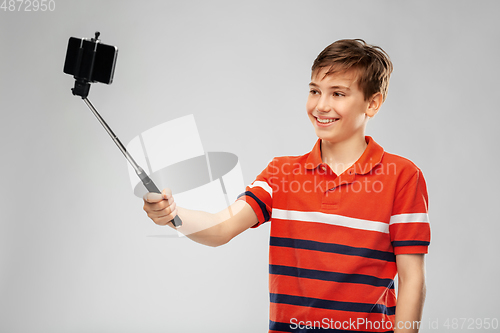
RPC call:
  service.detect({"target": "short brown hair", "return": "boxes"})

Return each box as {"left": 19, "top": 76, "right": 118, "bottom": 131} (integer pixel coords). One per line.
{"left": 311, "top": 39, "right": 393, "bottom": 101}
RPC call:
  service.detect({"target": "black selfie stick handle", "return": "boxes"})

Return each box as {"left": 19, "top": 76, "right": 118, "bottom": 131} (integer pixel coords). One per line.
{"left": 138, "top": 168, "right": 183, "bottom": 227}
{"left": 81, "top": 97, "right": 182, "bottom": 228}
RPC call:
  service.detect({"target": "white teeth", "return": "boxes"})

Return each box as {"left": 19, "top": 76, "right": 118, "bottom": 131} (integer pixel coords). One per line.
{"left": 317, "top": 118, "right": 338, "bottom": 124}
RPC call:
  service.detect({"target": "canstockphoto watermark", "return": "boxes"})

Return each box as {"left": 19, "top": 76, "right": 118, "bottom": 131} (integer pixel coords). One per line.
{"left": 268, "top": 161, "right": 397, "bottom": 177}
{"left": 289, "top": 318, "right": 500, "bottom": 330}
{"left": 290, "top": 317, "right": 397, "bottom": 330}
{"left": 268, "top": 177, "right": 385, "bottom": 194}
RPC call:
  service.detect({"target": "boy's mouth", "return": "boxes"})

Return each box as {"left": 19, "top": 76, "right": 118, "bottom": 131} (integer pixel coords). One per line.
{"left": 315, "top": 116, "right": 339, "bottom": 124}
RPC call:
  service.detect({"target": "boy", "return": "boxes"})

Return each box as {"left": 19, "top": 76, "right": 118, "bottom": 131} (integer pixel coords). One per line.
{"left": 143, "top": 39, "right": 430, "bottom": 333}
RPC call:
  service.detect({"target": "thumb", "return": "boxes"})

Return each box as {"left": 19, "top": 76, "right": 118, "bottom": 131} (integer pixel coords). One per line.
{"left": 143, "top": 192, "right": 163, "bottom": 203}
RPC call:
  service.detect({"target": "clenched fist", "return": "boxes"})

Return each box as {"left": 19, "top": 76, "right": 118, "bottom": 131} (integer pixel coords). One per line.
{"left": 143, "top": 188, "right": 178, "bottom": 226}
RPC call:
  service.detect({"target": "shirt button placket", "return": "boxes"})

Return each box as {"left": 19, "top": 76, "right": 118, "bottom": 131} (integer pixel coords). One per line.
{"left": 320, "top": 164, "right": 340, "bottom": 210}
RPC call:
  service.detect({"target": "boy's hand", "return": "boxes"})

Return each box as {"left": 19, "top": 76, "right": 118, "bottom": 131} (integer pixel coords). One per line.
{"left": 143, "top": 188, "right": 178, "bottom": 226}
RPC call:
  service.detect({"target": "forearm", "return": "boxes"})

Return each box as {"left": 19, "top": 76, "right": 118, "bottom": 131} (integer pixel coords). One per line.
{"left": 144, "top": 192, "right": 256, "bottom": 247}
{"left": 173, "top": 206, "right": 232, "bottom": 247}
{"left": 394, "top": 275, "right": 426, "bottom": 333}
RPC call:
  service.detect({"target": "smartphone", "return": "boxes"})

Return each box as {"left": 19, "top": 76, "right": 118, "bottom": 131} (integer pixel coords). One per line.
{"left": 63, "top": 37, "right": 118, "bottom": 84}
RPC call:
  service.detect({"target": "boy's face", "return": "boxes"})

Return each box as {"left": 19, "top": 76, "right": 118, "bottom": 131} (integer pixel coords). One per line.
{"left": 306, "top": 68, "right": 378, "bottom": 144}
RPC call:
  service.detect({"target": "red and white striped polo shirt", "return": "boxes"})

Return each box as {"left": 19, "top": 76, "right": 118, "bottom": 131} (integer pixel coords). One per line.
{"left": 238, "top": 136, "right": 430, "bottom": 332}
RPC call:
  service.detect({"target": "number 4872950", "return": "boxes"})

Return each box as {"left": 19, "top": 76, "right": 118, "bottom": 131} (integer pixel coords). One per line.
{"left": 443, "top": 318, "right": 498, "bottom": 330}
{"left": 1, "top": 0, "right": 56, "bottom": 11}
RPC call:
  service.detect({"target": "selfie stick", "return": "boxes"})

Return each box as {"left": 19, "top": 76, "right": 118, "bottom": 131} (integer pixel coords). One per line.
{"left": 68, "top": 33, "right": 182, "bottom": 227}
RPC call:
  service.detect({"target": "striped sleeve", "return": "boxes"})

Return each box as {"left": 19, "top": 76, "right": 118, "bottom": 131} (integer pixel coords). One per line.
{"left": 390, "top": 168, "right": 431, "bottom": 255}
{"left": 237, "top": 159, "right": 275, "bottom": 227}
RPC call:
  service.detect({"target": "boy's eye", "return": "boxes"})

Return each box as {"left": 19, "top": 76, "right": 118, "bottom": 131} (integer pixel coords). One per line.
{"left": 309, "top": 89, "right": 319, "bottom": 95}
{"left": 333, "top": 92, "right": 345, "bottom": 97}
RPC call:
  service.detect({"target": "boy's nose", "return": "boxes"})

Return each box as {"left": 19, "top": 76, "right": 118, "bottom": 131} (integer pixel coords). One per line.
{"left": 316, "top": 98, "right": 331, "bottom": 112}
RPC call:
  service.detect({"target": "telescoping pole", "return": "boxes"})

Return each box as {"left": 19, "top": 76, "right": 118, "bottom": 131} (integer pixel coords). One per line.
{"left": 82, "top": 97, "right": 183, "bottom": 227}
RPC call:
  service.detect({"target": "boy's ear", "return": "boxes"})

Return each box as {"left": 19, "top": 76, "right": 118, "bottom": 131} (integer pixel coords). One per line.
{"left": 366, "top": 92, "right": 383, "bottom": 118}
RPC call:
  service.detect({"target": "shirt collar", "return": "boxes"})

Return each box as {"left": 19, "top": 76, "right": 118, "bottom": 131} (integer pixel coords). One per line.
{"left": 305, "top": 139, "right": 323, "bottom": 170}
{"left": 305, "top": 136, "right": 384, "bottom": 174}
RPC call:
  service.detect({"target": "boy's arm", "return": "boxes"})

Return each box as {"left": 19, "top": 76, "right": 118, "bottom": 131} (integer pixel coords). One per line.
{"left": 143, "top": 189, "right": 258, "bottom": 247}
{"left": 394, "top": 253, "right": 426, "bottom": 333}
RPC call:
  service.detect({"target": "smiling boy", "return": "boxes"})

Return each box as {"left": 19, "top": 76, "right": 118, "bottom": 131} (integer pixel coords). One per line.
{"left": 143, "top": 39, "right": 430, "bottom": 332}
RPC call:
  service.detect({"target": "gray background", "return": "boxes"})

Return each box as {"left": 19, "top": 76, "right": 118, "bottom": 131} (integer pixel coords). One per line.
{"left": 1, "top": 1, "right": 499, "bottom": 332}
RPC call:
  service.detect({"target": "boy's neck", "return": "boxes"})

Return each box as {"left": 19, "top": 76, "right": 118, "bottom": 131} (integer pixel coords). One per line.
{"left": 320, "top": 134, "right": 368, "bottom": 176}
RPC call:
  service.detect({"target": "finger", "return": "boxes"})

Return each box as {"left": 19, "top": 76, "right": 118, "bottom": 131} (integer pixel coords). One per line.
{"left": 161, "top": 189, "right": 176, "bottom": 205}
{"left": 147, "top": 208, "right": 172, "bottom": 220}
{"left": 143, "top": 192, "right": 163, "bottom": 203}
{"left": 170, "top": 205, "right": 178, "bottom": 221}
{"left": 162, "top": 188, "right": 173, "bottom": 200}
{"left": 146, "top": 201, "right": 176, "bottom": 217}
{"left": 143, "top": 200, "right": 166, "bottom": 214}
{"left": 152, "top": 215, "right": 172, "bottom": 226}
{"left": 143, "top": 201, "right": 158, "bottom": 213}
{"left": 149, "top": 200, "right": 169, "bottom": 212}
{"left": 169, "top": 201, "right": 177, "bottom": 214}
{"left": 150, "top": 206, "right": 177, "bottom": 226}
